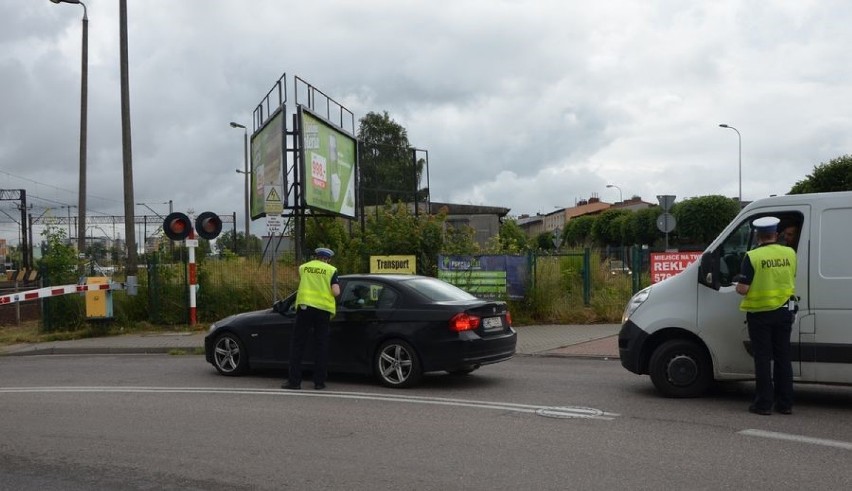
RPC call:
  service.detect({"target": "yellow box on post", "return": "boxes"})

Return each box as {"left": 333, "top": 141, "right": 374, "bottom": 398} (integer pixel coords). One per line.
{"left": 85, "top": 276, "right": 113, "bottom": 319}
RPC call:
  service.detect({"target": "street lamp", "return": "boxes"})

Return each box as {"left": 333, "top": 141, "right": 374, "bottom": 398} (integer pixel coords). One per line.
{"left": 230, "top": 121, "right": 250, "bottom": 253}
{"left": 606, "top": 184, "right": 623, "bottom": 203}
{"left": 719, "top": 123, "right": 742, "bottom": 203}
{"left": 50, "top": 0, "right": 88, "bottom": 254}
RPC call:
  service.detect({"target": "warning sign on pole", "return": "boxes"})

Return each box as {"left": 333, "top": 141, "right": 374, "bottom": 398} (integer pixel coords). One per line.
{"left": 264, "top": 185, "right": 283, "bottom": 215}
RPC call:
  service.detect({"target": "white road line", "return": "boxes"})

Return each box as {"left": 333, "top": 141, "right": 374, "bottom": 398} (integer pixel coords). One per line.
{"left": 739, "top": 429, "right": 852, "bottom": 451}
{"left": 0, "top": 386, "right": 618, "bottom": 420}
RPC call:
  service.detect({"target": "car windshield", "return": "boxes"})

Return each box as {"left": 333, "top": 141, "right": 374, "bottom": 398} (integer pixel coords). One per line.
{"left": 406, "top": 277, "right": 478, "bottom": 302}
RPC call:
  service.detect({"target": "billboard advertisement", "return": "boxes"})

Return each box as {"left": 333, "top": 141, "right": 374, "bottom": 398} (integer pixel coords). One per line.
{"left": 437, "top": 255, "right": 529, "bottom": 299}
{"left": 649, "top": 251, "right": 702, "bottom": 284}
{"left": 298, "top": 106, "right": 356, "bottom": 218}
{"left": 249, "top": 108, "right": 286, "bottom": 219}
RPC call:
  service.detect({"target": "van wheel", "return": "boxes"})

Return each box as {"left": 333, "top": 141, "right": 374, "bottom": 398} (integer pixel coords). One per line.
{"left": 649, "top": 339, "right": 712, "bottom": 398}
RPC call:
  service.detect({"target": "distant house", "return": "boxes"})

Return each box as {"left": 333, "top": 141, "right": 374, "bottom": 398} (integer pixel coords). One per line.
{"left": 610, "top": 196, "right": 655, "bottom": 211}
{"left": 517, "top": 196, "right": 612, "bottom": 237}
{"left": 516, "top": 195, "right": 654, "bottom": 238}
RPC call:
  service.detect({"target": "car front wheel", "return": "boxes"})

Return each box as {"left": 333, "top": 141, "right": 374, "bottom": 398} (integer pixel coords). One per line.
{"left": 649, "top": 339, "right": 712, "bottom": 398}
{"left": 375, "top": 339, "right": 422, "bottom": 388}
{"left": 213, "top": 332, "right": 248, "bottom": 376}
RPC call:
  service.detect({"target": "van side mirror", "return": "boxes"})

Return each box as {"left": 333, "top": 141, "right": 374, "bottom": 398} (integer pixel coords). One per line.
{"left": 698, "top": 251, "right": 721, "bottom": 290}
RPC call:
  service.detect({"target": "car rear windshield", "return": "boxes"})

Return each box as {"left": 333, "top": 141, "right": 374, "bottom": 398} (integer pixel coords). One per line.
{"left": 406, "top": 277, "right": 478, "bottom": 302}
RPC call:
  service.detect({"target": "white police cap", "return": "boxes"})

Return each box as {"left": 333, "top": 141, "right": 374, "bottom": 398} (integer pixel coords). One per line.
{"left": 314, "top": 247, "right": 334, "bottom": 258}
{"left": 752, "top": 216, "right": 780, "bottom": 232}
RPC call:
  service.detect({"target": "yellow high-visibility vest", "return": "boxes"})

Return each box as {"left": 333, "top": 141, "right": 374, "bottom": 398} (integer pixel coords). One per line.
{"left": 295, "top": 260, "right": 337, "bottom": 315}
{"left": 740, "top": 244, "right": 796, "bottom": 312}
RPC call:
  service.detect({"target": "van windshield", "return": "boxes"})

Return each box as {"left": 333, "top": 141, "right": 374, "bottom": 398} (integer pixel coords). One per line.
{"left": 718, "top": 221, "right": 753, "bottom": 285}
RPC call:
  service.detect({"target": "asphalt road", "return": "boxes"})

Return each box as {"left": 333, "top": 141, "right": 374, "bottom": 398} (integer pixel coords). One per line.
{"left": 1, "top": 354, "right": 851, "bottom": 490}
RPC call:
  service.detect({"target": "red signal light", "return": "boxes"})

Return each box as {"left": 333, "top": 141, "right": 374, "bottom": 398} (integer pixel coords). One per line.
{"left": 449, "top": 313, "right": 481, "bottom": 332}
{"left": 162, "top": 212, "right": 192, "bottom": 241}
{"left": 195, "top": 211, "right": 222, "bottom": 240}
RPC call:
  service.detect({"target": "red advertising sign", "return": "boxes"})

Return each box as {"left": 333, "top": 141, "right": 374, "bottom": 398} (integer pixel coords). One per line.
{"left": 650, "top": 252, "right": 702, "bottom": 284}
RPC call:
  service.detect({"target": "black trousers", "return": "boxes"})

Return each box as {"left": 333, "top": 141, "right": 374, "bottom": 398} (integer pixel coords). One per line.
{"left": 288, "top": 306, "right": 331, "bottom": 386}
{"left": 747, "top": 307, "right": 794, "bottom": 411}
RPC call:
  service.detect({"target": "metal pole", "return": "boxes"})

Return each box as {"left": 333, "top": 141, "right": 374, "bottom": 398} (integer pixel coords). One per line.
{"left": 120, "top": 0, "right": 137, "bottom": 274}
{"left": 230, "top": 122, "right": 251, "bottom": 254}
{"left": 719, "top": 124, "right": 742, "bottom": 204}
{"left": 49, "top": 0, "right": 88, "bottom": 256}
{"left": 78, "top": 3, "right": 88, "bottom": 255}
{"left": 606, "top": 184, "right": 622, "bottom": 203}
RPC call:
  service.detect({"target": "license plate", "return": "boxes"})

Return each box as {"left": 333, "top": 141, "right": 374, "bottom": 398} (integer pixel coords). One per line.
{"left": 482, "top": 317, "right": 503, "bottom": 330}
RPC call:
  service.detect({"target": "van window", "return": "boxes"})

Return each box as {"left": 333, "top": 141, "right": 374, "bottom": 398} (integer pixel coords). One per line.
{"left": 716, "top": 212, "right": 803, "bottom": 286}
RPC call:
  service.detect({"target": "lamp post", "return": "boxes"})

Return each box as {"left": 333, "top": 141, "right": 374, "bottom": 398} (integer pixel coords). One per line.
{"left": 719, "top": 123, "right": 742, "bottom": 203}
{"left": 50, "top": 0, "right": 87, "bottom": 255}
{"left": 606, "top": 184, "right": 623, "bottom": 203}
{"left": 230, "top": 122, "right": 250, "bottom": 254}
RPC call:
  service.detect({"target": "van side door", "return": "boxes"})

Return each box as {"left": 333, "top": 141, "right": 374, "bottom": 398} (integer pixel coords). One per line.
{"left": 807, "top": 201, "right": 852, "bottom": 383}
{"left": 697, "top": 208, "right": 808, "bottom": 379}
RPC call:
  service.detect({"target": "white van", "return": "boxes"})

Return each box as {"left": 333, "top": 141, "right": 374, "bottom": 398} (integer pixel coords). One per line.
{"left": 619, "top": 191, "right": 852, "bottom": 397}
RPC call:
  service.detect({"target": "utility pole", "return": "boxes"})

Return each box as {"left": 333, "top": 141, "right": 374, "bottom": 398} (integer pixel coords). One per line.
{"left": 119, "top": 0, "right": 137, "bottom": 274}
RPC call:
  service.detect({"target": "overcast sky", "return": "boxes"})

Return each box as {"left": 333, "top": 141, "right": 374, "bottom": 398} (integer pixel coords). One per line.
{"left": 2, "top": 0, "right": 851, "bottom": 246}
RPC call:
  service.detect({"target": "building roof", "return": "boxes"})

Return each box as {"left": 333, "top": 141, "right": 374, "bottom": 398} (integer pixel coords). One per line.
{"left": 566, "top": 200, "right": 611, "bottom": 219}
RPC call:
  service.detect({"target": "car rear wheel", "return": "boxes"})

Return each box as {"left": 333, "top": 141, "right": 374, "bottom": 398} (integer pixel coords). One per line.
{"left": 213, "top": 332, "right": 248, "bottom": 376}
{"left": 375, "top": 339, "right": 422, "bottom": 388}
{"left": 649, "top": 339, "right": 712, "bottom": 398}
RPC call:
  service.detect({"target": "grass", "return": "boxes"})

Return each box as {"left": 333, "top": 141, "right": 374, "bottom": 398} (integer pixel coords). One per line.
{"left": 0, "top": 319, "right": 203, "bottom": 347}
{"left": 1, "top": 254, "right": 641, "bottom": 346}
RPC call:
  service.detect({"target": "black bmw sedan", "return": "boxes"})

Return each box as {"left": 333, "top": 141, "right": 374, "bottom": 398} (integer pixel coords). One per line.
{"left": 204, "top": 274, "right": 517, "bottom": 388}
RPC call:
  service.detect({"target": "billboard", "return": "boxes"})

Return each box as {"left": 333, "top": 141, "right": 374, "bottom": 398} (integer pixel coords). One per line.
{"left": 649, "top": 251, "right": 702, "bottom": 284}
{"left": 298, "top": 106, "right": 357, "bottom": 218}
{"left": 249, "top": 109, "right": 286, "bottom": 219}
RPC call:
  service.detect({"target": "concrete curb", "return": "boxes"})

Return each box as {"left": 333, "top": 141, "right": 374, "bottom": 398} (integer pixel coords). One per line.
{"left": 0, "top": 324, "right": 622, "bottom": 359}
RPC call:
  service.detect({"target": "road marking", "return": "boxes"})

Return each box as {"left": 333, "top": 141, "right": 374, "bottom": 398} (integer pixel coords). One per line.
{"left": 739, "top": 429, "right": 852, "bottom": 451}
{"left": 0, "top": 386, "right": 619, "bottom": 420}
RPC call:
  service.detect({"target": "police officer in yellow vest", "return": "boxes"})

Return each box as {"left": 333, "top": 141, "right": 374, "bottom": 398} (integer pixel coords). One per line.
{"left": 735, "top": 216, "right": 797, "bottom": 415}
{"left": 283, "top": 247, "right": 341, "bottom": 390}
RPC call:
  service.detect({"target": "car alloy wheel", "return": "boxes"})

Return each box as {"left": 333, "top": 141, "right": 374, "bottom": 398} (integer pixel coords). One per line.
{"left": 375, "top": 339, "right": 422, "bottom": 388}
{"left": 213, "top": 333, "right": 248, "bottom": 376}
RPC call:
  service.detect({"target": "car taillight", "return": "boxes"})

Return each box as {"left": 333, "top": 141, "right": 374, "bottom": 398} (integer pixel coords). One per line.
{"left": 450, "top": 313, "right": 480, "bottom": 332}
{"left": 506, "top": 311, "right": 512, "bottom": 325}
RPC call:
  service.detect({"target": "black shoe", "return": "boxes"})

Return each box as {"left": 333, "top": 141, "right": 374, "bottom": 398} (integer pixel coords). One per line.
{"left": 314, "top": 383, "right": 326, "bottom": 390}
{"left": 281, "top": 383, "right": 301, "bottom": 390}
{"left": 775, "top": 406, "right": 793, "bottom": 415}
{"left": 748, "top": 405, "right": 771, "bottom": 416}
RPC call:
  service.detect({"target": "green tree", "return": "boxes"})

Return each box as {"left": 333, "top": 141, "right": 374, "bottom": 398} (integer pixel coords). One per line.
{"left": 37, "top": 226, "right": 85, "bottom": 330}
{"left": 562, "top": 215, "right": 595, "bottom": 247}
{"left": 216, "top": 230, "right": 262, "bottom": 256}
{"left": 612, "top": 213, "right": 635, "bottom": 245}
{"left": 349, "top": 201, "right": 475, "bottom": 275}
{"left": 633, "top": 207, "right": 662, "bottom": 246}
{"left": 534, "top": 231, "right": 556, "bottom": 251}
{"left": 591, "top": 209, "right": 632, "bottom": 246}
{"left": 789, "top": 154, "right": 852, "bottom": 194}
{"left": 357, "top": 111, "right": 425, "bottom": 206}
{"left": 38, "top": 226, "right": 80, "bottom": 285}
{"left": 672, "top": 195, "right": 740, "bottom": 245}
{"left": 485, "top": 218, "right": 528, "bottom": 253}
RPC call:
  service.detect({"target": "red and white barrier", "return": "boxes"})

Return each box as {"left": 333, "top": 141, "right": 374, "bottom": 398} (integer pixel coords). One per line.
{"left": 0, "top": 282, "right": 118, "bottom": 305}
